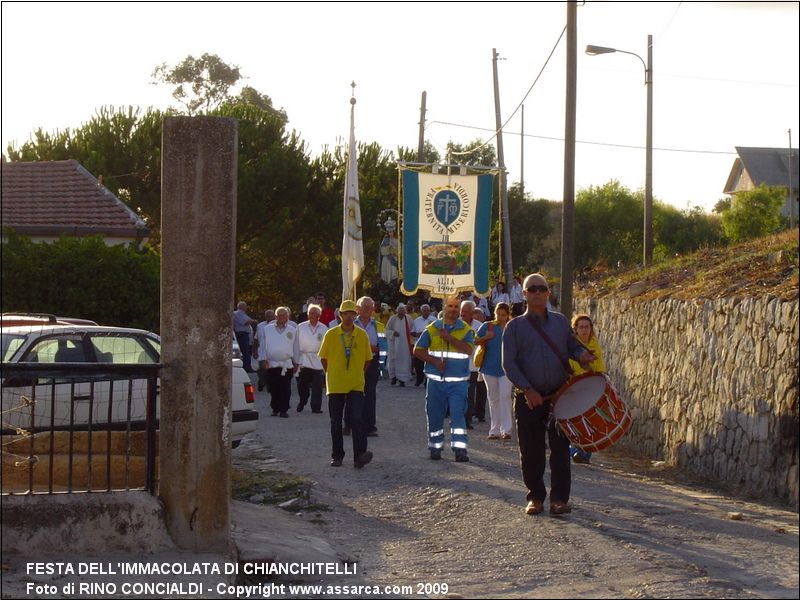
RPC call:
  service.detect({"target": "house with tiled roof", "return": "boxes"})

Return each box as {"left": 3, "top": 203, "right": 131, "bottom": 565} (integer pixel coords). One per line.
{"left": 723, "top": 147, "right": 799, "bottom": 222}
{"left": 1, "top": 159, "right": 150, "bottom": 247}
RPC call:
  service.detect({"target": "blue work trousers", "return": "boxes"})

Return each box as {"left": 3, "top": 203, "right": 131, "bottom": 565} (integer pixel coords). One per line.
{"left": 425, "top": 379, "right": 469, "bottom": 452}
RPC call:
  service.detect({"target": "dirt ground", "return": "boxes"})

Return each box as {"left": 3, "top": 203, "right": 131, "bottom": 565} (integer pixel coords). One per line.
{"left": 234, "top": 378, "right": 799, "bottom": 599}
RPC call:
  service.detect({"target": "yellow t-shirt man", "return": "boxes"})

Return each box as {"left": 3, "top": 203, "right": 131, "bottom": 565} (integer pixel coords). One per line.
{"left": 319, "top": 324, "right": 373, "bottom": 394}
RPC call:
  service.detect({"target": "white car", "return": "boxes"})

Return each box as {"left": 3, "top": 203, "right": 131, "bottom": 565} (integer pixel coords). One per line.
{"left": 1, "top": 324, "right": 258, "bottom": 447}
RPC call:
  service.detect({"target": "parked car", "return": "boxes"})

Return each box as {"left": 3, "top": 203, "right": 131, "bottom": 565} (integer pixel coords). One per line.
{"left": 1, "top": 313, "right": 99, "bottom": 327}
{"left": 1, "top": 324, "right": 258, "bottom": 447}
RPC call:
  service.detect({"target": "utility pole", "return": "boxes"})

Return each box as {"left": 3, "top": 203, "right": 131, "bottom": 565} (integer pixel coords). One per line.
{"left": 560, "top": 1, "right": 577, "bottom": 321}
{"left": 644, "top": 33, "right": 654, "bottom": 266}
{"left": 520, "top": 104, "right": 525, "bottom": 199}
{"left": 417, "top": 91, "right": 427, "bottom": 162}
{"left": 789, "top": 129, "right": 795, "bottom": 229}
{"left": 493, "top": 48, "right": 514, "bottom": 287}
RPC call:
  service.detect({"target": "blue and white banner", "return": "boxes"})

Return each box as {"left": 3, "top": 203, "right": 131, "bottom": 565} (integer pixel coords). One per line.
{"left": 400, "top": 170, "right": 494, "bottom": 297}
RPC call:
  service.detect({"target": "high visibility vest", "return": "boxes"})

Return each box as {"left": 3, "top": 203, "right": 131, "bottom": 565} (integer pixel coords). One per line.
{"left": 376, "top": 319, "right": 388, "bottom": 366}
{"left": 421, "top": 319, "right": 473, "bottom": 382}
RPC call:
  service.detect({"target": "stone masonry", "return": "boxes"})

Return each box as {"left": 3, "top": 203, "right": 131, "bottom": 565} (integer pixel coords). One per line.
{"left": 575, "top": 296, "right": 799, "bottom": 508}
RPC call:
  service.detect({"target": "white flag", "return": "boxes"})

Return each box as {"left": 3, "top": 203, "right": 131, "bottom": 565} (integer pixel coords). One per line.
{"left": 342, "top": 96, "right": 364, "bottom": 301}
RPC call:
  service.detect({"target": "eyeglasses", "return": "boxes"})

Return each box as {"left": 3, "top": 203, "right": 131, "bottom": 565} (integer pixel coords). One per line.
{"left": 526, "top": 285, "right": 549, "bottom": 293}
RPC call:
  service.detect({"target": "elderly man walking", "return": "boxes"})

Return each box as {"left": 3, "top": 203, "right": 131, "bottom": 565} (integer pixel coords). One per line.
{"left": 413, "top": 295, "right": 475, "bottom": 462}
{"left": 386, "top": 303, "right": 414, "bottom": 387}
{"left": 319, "top": 300, "right": 374, "bottom": 468}
{"left": 503, "top": 273, "right": 594, "bottom": 516}
{"left": 257, "top": 307, "right": 297, "bottom": 418}
{"left": 352, "top": 296, "right": 386, "bottom": 437}
{"left": 294, "top": 304, "right": 328, "bottom": 413}
{"left": 233, "top": 301, "right": 257, "bottom": 373}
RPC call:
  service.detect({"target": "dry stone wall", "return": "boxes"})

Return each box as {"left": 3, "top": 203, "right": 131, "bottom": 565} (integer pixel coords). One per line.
{"left": 574, "top": 296, "right": 799, "bottom": 508}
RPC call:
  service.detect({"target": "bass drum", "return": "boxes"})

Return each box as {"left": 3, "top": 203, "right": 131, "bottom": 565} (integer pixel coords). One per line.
{"left": 551, "top": 373, "right": 631, "bottom": 452}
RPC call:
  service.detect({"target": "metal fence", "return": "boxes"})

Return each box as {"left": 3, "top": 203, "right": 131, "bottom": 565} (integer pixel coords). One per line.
{"left": 1, "top": 363, "right": 161, "bottom": 495}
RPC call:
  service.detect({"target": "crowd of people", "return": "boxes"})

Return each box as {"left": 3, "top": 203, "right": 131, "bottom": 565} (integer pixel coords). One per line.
{"left": 232, "top": 274, "right": 602, "bottom": 516}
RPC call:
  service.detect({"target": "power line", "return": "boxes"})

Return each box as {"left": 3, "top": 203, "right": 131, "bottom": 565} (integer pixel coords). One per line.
{"left": 428, "top": 119, "right": 737, "bottom": 155}
{"left": 447, "top": 24, "right": 567, "bottom": 158}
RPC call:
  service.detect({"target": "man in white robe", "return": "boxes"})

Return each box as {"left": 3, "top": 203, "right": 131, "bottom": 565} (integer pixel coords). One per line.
{"left": 385, "top": 303, "right": 414, "bottom": 386}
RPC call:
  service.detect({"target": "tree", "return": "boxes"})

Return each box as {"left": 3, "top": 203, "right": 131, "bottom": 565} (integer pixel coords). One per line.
{"left": 152, "top": 53, "right": 242, "bottom": 115}
{"left": 397, "top": 141, "right": 440, "bottom": 164}
{"left": 227, "top": 85, "right": 287, "bottom": 125}
{"left": 489, "top": 182, "right": 560, "bottom": 279}
{"left": 721, "top": 185, "right": 785, "bottom": 242}
{"left": 445, "top": 139, "right": 497, "bottom": 167}
{"left": 574, "top": 180, "right": 644, "bottom": 268}
{"left": 653, "top": 203, "right": 724, "bottom": 259}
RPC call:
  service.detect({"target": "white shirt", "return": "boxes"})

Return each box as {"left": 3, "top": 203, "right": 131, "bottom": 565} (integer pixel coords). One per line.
{"left": 412, "top": 314, "right": 436, "bottom": 338}
{"left": 257, "top": 322, "right": 296, "bottom": 370}
{"left": 293, "top": 320, "right": 328, "bottom": 370}
{"left": 510, "top": 282, "right": 524, "bottom": 304}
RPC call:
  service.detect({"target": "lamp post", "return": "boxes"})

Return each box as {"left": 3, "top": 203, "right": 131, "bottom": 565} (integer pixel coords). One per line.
{"left": 586, "top": 34, "right": 653, "bottom": 266}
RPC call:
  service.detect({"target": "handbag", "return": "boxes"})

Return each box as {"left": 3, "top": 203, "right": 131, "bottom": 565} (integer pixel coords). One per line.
{"left": 474, "top": 322, "right": 493, "bottom": 368}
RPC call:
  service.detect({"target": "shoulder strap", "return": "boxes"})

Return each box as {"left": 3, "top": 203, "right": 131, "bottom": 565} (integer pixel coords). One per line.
{"left": 525, "top": 313, "right": 571, "bottom": 374}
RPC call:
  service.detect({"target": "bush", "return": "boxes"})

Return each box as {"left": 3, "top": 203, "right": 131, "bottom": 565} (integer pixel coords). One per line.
{"left": 1, "top": 231, "right": 160, "bottom": 331}
{"left": 721, "top": 185, "right": 785, "bottom": 243}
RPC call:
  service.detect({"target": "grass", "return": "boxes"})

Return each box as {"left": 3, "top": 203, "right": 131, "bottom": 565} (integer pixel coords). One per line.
{"left": 575, "top": 229, "right": 799, "bottom": 302}
{"left": 231, "top": 467, "right": 330, "bottom": 512}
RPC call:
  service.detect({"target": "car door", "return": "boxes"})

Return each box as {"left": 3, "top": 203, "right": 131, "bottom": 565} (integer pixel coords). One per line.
{"left": 12, "top": 334, "right": 92, "bottom": 430}
{"left": 87, "top": 332, "right": 160, "bottom": 427}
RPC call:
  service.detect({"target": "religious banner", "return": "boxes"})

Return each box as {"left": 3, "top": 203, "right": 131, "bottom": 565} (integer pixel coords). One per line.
{"left": 400, "top": 170, "right": 494, "bottom": 297}
{"left": 341, "top": 94, "right": 364, "bottom": 301}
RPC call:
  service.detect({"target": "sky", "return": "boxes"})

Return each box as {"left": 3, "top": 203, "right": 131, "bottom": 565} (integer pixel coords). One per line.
{"left": 2, "top": 1, "right": 798, "bottom": 212}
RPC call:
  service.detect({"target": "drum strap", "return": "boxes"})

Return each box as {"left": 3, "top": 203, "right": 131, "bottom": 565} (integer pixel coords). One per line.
{"left": 525, "top": 314, "right": 572, "bottom": 374}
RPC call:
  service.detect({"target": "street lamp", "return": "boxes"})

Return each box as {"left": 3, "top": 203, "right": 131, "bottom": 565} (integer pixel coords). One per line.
{"left": 586, "top": 35, "right": 653, "bottom": 266}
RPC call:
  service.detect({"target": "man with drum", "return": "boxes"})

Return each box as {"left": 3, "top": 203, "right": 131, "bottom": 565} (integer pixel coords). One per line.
{"left": 502, "top": 273, "right": 594, "bottom": 516}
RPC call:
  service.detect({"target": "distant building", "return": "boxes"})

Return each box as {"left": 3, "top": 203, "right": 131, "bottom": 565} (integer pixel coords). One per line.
{"left": 1, "top": 159, "right": 149, "bottom": 247}
{"left": 723, "top": 147, "right": 799, "bottom": 222}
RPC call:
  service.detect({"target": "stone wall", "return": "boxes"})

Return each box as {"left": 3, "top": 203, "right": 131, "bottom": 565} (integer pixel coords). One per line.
{"left": 574, "top": 296, "right": 799, "bottom": 508}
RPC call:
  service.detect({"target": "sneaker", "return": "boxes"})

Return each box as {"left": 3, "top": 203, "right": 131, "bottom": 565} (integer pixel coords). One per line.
{"left": 354, "top": 451, "right": 373, "bottom": 469}
{"left": 330, "top": 458, "right": 343, "bottom": 467}
{"left": 500, "top": 433, "right": 512, "bottom": 440}
{"left": 279, "top": 412, "right": 289, "bottom": 418}
{"left": 487, "top": 434, "right": 500, "bottom": 440}
{"left": 454, "top": 449, "right": 469, "bottom": 462}
{"left": 429, "top": 449, "right": 442, "bottom": 461}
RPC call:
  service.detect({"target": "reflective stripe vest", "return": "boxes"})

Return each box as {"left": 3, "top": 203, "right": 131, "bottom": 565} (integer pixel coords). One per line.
{"left": 356, "top": 317, "right": 388, "bottom": 368}
{"left": 421, "top": 319, "right": 473, "bottom": 382}
{"left": 376, "top": 319, "right": 388, "bottom": 367}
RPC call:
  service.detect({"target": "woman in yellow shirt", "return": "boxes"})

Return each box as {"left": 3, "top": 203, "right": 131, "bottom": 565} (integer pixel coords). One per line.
{"left": 568, "top": 314, "right": 605, "bottom": 463}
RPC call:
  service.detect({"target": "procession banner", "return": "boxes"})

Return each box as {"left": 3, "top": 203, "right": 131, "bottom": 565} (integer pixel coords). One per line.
{"left": 341, "top": 98, "right": 364, "bottom": 301}
{"left": 400, "top": 170, "right": 494, "bottom": 298}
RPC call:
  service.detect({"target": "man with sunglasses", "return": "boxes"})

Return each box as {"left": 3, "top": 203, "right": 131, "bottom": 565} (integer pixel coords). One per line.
{"left": 502, "top": 273, "right": 594, "bottom": 516}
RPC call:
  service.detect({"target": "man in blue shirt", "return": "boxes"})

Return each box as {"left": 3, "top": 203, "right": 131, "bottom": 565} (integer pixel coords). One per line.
{"left": 232, "top": 301, "right": 257, "bottom": 372}
{"left": 503, "top": 273, "right": 594, "bottom": 516}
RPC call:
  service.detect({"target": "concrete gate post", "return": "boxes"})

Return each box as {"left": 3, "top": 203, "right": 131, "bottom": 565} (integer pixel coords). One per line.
{"left": 160, "top": 117, "right": 238, "bottom": 552}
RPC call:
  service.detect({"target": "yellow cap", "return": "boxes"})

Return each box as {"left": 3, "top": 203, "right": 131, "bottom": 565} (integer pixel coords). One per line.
{"left": 339, "top": 299, "right": 358, "bottom": 313}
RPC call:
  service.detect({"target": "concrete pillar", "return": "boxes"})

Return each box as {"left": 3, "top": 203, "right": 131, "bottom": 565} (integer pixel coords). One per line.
{"left": 160, "top": 117, "right": 238, "bottom": 552}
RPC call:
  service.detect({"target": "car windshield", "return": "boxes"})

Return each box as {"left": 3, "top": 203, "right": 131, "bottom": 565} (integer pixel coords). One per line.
{"left": 1, "top": 333, "right": 28, "bottom": 362}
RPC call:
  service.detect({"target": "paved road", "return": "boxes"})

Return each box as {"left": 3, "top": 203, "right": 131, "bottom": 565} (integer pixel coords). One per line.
{"left": 238, "top": 377, "right": 799, "bottom": 599}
